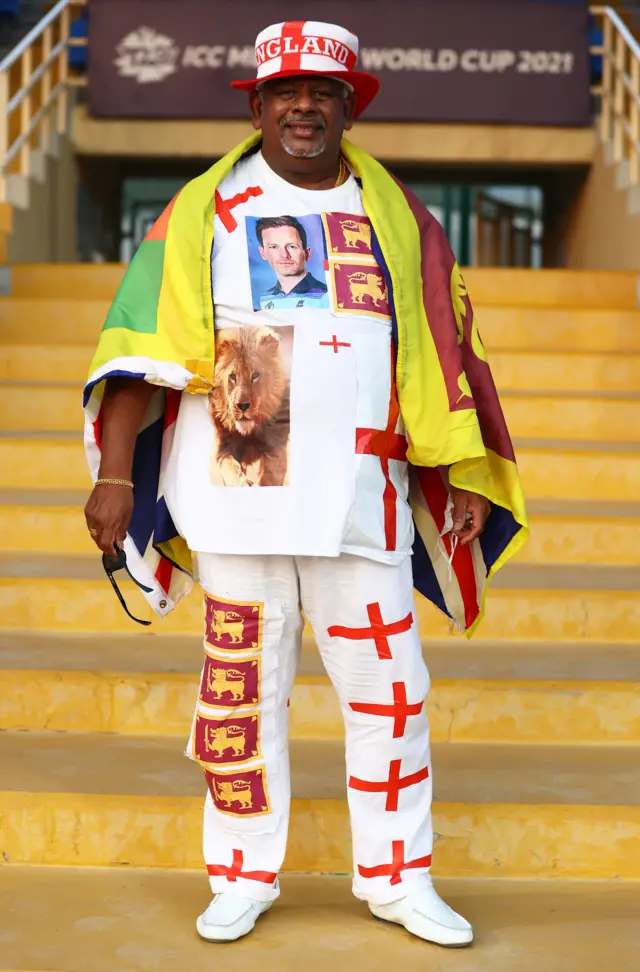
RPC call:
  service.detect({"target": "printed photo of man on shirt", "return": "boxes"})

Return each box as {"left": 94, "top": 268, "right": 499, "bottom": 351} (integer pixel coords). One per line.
{"left": 253, "top": 215, "right": 329, "bottom": 310}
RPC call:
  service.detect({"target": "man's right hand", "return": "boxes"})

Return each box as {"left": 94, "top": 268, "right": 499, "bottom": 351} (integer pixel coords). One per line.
{"left": 85, "top": 483, "right": 134, "bottom": 556}
{"left": 85, "top": 376, "right": 156, "bottom": 555}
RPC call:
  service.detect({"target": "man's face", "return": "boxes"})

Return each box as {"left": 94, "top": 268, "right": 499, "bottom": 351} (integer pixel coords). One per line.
{"left": 250, "top": 76, "right": 355, "bottom": 161}
{"left": 259, "top": 225, "right": 310, "bottom": 279}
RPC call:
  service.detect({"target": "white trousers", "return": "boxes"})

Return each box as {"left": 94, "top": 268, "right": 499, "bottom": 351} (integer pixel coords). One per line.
{"left": 189, "top": 552, "right": 433, "bottom": 906}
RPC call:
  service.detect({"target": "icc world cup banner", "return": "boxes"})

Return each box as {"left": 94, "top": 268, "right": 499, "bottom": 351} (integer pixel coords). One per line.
{"left": 88, "top": 0, "right": 591, "bottom": 126}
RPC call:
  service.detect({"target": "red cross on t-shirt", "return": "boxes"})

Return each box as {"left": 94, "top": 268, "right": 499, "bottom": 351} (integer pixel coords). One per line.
{"left": 355, "top": 351, "right": 408, "bottom": 551}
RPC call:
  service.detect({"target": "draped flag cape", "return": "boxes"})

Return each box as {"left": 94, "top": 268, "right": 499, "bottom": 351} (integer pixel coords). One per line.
{"left": 84, "top": 134, "right": 528, "bottom": 635}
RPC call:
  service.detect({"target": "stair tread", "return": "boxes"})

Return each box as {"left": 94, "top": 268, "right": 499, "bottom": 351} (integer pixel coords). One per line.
{"left": 2, "top": 490, "right": 639, "bottom": 520}
{"left": 502, "top": 389, "right": 640, "bottom": 401}
{"left": 7, "top": 380, "right": 640, "bottom": 401}
{"left": 3, "top": 631, "right": 640, "bottom": 682}
{"left": 1, "top": 731, "right": 638, "bottom": 806}
{"left": 0, "top": 429, "right": 83, "bottom": 440}
{"left": 4, "top": 434, "right": 640, "bottom": 450}
{"left": 526, "top": 498, "right": 640, "bottom": 518}
{"left": 1, "top": 553, "right": 639, "bottom": 591}
{"left": 0, "top": 488, "right": 88, "bottom": 505}
{"left": 2, "top": 869, "right": 638, "bottom": 972}
{"left": 513, "top": 437, "right": 640, "bottom": 453}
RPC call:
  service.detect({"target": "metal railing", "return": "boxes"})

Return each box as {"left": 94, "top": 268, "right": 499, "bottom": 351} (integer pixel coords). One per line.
{"left": 591, "top": 6, "right": 640, "bottom": 183}
{"left": 0, "top": 0, "right": 86, "bottom": 202}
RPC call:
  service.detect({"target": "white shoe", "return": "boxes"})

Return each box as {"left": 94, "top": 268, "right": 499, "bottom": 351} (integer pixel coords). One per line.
{"left": 196, "top": 891, "right": 273, "bottom": 942}
{"left": 369, "top": 884, "right": 473, "bottom": 948}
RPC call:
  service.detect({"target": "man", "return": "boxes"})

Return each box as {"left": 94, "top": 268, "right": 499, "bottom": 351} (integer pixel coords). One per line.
{"left": 84, "top": 20, "right": 527, "bottom": 950}
{"left": 256, "top": 215, "right": 329, "bottom": 309}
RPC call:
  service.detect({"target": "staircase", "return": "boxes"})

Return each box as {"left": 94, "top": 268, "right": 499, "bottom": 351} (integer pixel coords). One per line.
{"left": 0, "top": 265, "right": 639, "bottom": 968}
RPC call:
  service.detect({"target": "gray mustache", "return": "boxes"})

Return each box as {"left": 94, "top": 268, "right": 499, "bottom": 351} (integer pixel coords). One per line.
{"left": 280, "top": 115, "right": 327, "bottom": 131}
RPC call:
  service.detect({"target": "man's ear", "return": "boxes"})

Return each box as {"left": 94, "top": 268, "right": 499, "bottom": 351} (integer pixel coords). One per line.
{"left": 343, "top": 93, "right": 356, "bottom": 131}
{"left": 249, "top": 90, "right": 263, "bottom": 130}
{"left": 258, "top": 246, "right": 267, "bottom": 261}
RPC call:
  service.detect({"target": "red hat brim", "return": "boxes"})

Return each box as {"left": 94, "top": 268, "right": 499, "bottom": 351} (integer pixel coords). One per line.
{"left": 230, "top": 70, "right": 380, "bottom": 119}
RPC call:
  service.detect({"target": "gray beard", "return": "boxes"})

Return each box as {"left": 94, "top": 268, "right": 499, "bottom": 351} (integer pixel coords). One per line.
{"left": 280, "top": 130, "right": 327, "bottom": 159}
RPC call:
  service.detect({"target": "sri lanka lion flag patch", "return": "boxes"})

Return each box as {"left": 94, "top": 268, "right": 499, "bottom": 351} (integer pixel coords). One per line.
{"left": 83, "top": 133, "right": 528, "bottom": 635}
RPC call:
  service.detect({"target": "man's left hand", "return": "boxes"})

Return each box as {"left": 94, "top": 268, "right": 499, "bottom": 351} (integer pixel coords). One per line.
{"left": 450, "top": 486, "right": 491, "bottom": 546}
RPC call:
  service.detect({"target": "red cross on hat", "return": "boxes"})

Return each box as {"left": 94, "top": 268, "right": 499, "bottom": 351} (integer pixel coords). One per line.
{"left": 231, "top": 21, "right": 380, "bottom": 119}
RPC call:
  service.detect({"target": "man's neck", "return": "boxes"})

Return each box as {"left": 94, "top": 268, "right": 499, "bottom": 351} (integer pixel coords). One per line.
{"left": 278, "top": 271, "right": 307, "bottom": 294}
{"left": 262, "top": 148, "right": 341, "bottom": 190}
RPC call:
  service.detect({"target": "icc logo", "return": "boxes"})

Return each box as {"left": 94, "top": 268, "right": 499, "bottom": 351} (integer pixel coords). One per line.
{"left": 114, "top": 27, "right": 179, "bottom": 84}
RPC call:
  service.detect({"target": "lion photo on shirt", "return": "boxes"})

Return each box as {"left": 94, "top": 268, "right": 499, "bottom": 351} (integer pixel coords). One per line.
{"left": 208, "top": 326, "right": 291, "bottom": 487}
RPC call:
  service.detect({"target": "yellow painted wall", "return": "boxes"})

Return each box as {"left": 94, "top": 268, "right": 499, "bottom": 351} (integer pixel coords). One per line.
{"left": 0, "top": 203, "right": 12, "bottom": 263}
{"left": 7, "top": 137, "right": 78, "bottom": 264}
{"left": 565, "top": 144, "right": 640, "bottom": 271}
{"left": 71, "top": 105, "right": 596, "bottom": 166}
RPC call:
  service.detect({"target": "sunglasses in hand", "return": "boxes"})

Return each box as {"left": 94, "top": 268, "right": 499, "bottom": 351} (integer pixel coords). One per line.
{"left": 102, "top": 545, "right": 153, "bottom": 626}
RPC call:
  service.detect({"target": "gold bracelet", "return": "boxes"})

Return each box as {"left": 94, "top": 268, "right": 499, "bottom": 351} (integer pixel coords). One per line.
{"left": 95, "top": 478, "right": 134, "bottom": 489}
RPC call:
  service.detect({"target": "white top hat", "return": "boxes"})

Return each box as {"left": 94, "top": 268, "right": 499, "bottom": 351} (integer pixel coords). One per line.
{"left": 231, "top": 20, "right": 380, "bottom": 118}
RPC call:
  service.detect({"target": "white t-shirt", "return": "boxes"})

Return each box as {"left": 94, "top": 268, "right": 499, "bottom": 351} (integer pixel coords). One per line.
{"left": 164, "top": 150, "right": 413, "bottom": 563}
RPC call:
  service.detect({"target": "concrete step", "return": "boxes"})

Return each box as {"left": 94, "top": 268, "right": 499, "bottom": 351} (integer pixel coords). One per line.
{"left": 5, "top": 383, "right": 640, "bottom": 442}
{"left": 6, "top": 264, "right": 639, "bottom": 308}
{"left": 5, "top": 631, "right": 640, "bottom": 682}
{"left": 1, "top": 662, "right": 637, "bottom": 744}
{"left": 477, "top": 307, "right": 640, "bottom": 352}
{"left": 0, "top": 384, "right": 83, "bottom": 432}
{"left": 3, "top": 299, "right": 640, "bottom": 353}
{"left": 1, "top": 565, "right": 639, "bottom": 640}
{"left": 4, "top": 342, "right": 640, "bottom": 395}
{"left": 1, "top": 493, "right": 639, "bottom": 565}
{"left": 6, "top": 264, "right": 126, "bottom": 300}
{"left": 491, "top": 349, "right": 640, "bottom": 394}
{"left": 463, "top": 269, "right": 640, "bottom": 310}
{"left": 1, "top": 732, "right": 638, "bottom": 877}
{"left": 501, "top": 393, "right": 640, "bottom": 443}
{"left": 0, "top": 297, "right": 110, "bottom": 344}
{"left": 16, "top": 554, "right": 640, "bottom": 586}
{"left": 2, "top": 869, "right": 638, "bottom": 972}
{"left": 1, "top": 436, "right": 638, "bottom": 500}
{"left": 0, "top": 343, "right": 93, "bottom": 382}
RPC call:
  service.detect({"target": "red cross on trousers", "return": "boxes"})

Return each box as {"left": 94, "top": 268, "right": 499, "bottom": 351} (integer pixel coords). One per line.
{"left": 349, "top": 681, "right": 424, "bottom": 738}
{"left": 327, "top": 601, "right": 413, "bottom": 660}
{"left": 358, "top": 840, "right": 432, "bottom": 886}
{"left": 355, "top": 351, "right": 408, "bottom": 551}
{"left": 349, "top": 758, "right": 430, "bottom": 811}
{"left": 207, "top": 848, "right": 277, "bottom": 885}
{"left": 319, "top": 335, "right": 351, "bottom": 353}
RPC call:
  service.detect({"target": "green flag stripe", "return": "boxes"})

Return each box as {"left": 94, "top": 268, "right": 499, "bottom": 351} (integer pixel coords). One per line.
{"left": 102, "top": 239, "right": 165, "bottom": 334}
